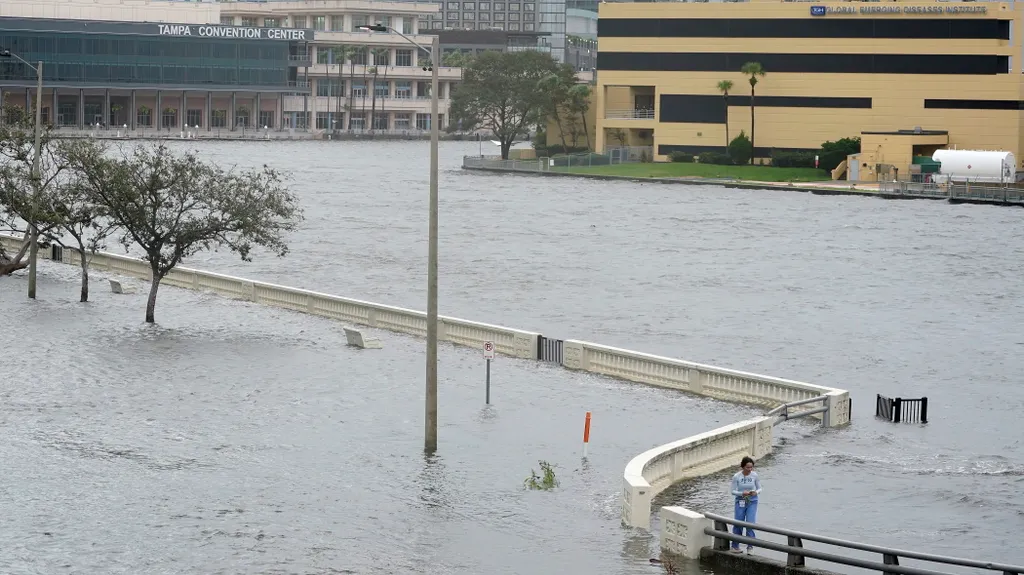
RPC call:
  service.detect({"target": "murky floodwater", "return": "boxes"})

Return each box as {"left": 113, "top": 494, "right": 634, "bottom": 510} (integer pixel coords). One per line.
{"left": 4, "top": 139, "right": 1023, "bottom": 573}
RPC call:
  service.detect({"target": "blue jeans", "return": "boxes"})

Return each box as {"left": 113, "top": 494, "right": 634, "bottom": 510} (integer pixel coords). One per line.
{"left": 732, "top": 498, "right": 758, "bottom": 549}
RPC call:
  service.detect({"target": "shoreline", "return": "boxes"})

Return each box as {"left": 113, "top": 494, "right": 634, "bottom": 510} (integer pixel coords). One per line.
{"left": 462, "top": 166, "right": 1024, "bottom": 207}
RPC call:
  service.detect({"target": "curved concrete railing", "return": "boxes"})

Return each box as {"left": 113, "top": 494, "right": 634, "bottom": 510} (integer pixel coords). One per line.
{"left": 2, "top": 234, "right": 852, "bottom": 534}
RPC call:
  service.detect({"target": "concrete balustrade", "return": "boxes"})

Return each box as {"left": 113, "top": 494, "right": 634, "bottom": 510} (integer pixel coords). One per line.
{"left": 1, "top": 234, "right": 853, "bottom": 535}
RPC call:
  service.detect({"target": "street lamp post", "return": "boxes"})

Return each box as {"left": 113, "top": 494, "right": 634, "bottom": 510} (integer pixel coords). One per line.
{"left": 0, "top": 49, "right": 43, "bottom": 300}
{"left": 360, "top": 24, "right": 440, "bottom": 453}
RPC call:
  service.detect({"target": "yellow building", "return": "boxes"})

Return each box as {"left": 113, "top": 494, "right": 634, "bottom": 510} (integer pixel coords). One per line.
{"left": 595, "top": 0, "right": 1023, "bottom": 179}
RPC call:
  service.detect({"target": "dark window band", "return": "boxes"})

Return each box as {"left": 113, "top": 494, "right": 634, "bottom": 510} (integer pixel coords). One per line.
{"left": 658, "top": 144, "right": 819, "bottom": 157}
{"left": 599, "top": 18, "right": 1010, "bottom": 40}
{"left": 924, "top": 99, "right": 1023, "bottom": 110}
{"left": 598, "top": 52, "right": 1009, "bottom": 75}
{"left": 660, "top": 94, "right": 871, "bottom": 124}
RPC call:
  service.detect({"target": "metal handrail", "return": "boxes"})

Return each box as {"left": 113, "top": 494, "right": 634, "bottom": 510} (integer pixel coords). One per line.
{"left": 703, "top": 512, "right": 1024, "bottom": 574}
{"left": 765, "top": 394, "right": 827, "bottom": 416}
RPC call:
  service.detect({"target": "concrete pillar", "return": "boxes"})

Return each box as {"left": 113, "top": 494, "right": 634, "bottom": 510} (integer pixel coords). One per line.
{"left": 181, "top": 90, "right": 187, "bottom": 129}
{"left": 276, "top": 95, "right": 282, "bottom": 131}
{"left": 51, "top": 89, "right": 58, "bottom": 127}
{"left": 230, "top": 91, "right": 236, "bottom": 130}
{"left": 77, "top": 89, "right": 84, "bottom": 129}
{"left": 130, "top": 90, "right": 136, "bottom": 130}
{"left": 103, "top": 89, "right": 110, "bottom": 127}
{"left": 156, "top": 90, "right": 162, "bottom": 130}
{"left": 205, "top": 91, "right": 212, "bottom": 131}
{"left": 255, "top": 93, "right": 261, "bottom": 128}
{"left": 660, "top": 507, "right": 713, "bottom": 560}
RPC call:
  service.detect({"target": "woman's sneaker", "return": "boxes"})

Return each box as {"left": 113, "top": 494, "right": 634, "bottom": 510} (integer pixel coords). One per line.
{"left": 746, "top": 547, "right": 754, "bottom": 554}
{"left": 730, "top": 547, "right": 743, "bottom": 553}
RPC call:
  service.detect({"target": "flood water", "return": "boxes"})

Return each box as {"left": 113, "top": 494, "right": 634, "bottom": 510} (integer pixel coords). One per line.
{"left": 3, "top": 138, "right": 1023, "bottom": 573}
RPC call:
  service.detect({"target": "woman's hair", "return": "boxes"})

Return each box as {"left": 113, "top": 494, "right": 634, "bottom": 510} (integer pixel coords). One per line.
{"left": 740, "top": 456, "right": 755, "bottom": 469}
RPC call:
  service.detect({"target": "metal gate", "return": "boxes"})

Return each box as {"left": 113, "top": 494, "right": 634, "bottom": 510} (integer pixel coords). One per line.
{"left": 537, "top": 336, "right": 563, "bottom": 364}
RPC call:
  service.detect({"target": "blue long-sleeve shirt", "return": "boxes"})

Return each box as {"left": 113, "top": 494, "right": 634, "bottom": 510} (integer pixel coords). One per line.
{"left": 731, "top": 471, "right": 762, "bottom": 502}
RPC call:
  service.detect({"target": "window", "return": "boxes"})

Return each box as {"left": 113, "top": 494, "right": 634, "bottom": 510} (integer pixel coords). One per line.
{"left": 464, "top": 12, "right": 475, "bottom": 20}
{"left": 258, "top": 110, "right": 274, "bottom": 128}
{"left": 494, "top": 12, "right": 505, "bottom": 20}
{"left": 351, "top": 80, "right": 367, "bottom": 97}
{"left": 264, "top": 18, "right": 281, "bottom": 27}
{"left": 161, "top": 107, "right": 177, "bottom": 128}
{"left": 447, "top": 1, "right": 460, "bottom": 8}
{"left": 524, "top": 23, "right": 534, "bottom": 31}
{"left": 235, "top": 106, "right": 250, "bottom": 127}
{"left": 402, "top": 17, "right": 414, "bottom": 33}
{"left": 465, "top": 2, "right": 476, "bottom": 8}
{"left": 352, "top": 48, "right": 368, "bottom": 65}
{"left": 510, "top": 3, "right": 520, "bottom": 10}
{"left": 394, "top": 113, "right": 411, "bottom": 129}
{"left": 509, "top": 23, "right": 520, "bottom": 30}
{"left": 415, "top": 113, "right": 431, "bottom": 130}
{"left": 479, "top": 12, "right": 490, "bottom": 21}
{"left": 495, "top": 3, "right": 505, "bottom": 9}
{"left": 373, "top": 50, "right": 390, "bottom": 66}
{"left": 374, "top": 80, "right": 390, "bottom": 98}
{"left": 372, "top": 112, "right": 389, "bottom": 130}
{"left": 352, "top": 15, "right": 368, "bottom": 31}
{"left": 331, "top": 16, "right": 345, "bottom": 31}
{"left": 293, "top": 111, "right": 310, "bottom": 129}
{"left": 480, "top": 2, "right": 490, "bottom": 8}
{"left": 186, "top": 109, "right": 202, "bottom": 127}
{"left": 317, "top": 47, "right": 331, "bottom": 64}
{"left": 395, "top": 81, "right": 412, "bottom": 98}
{"left": 241, "top": 17, "right": 258, "bottom": 27}
{"left": 417, "top": 81, "right": 431, "bottom": 97}
{"left": 292, "top": 16, "right": 307, "bottom": 28}
{"left": 314, "top": 16, "right": 327, "bottom": 31}
{"left": 396, "top": 49, "right": 413, "bottom": 67}
{"left": 137, "top": 106, "right": 152, "bottom": 127}
{"left": 524, "top": 13, "right": 534, "bottom": 20}
{"left": 349, "top": 111, "right": 366, "bottom": 129}
{"left": 464, "top": 22, "right": 477, "bottom": 29}
{"left": 432, "top": 21, "right": 442, "bottom": 29}
{"left": 509, "top": 13, "right": 519, "bottom": 20}
{"left": 316, "top": 112, "right": 332, "bottom": 129}
{"left": 317, "top": 78, "right": 342, "bottom": 97}
{"left": 525, "top": 2, "right": 534, "bottom": 9}
{"left": 492, "top": 22, "right": 504, "bottom": 29}
{"left": 220, "top": 16, "right": 235, "bottom": 25}
{"left": 375, "top": 16, "right": 392, "bottom": 28}
{"left": 447, "top": 12, "right": 458, "bottom": 20}
{"left": 211, "top": 110, "right": 227, "bottom": 128}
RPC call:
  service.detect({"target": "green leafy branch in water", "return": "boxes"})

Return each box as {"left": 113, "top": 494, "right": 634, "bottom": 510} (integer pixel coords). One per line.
{"left": 524, "top": 460, "right": 559, "bottom": 490}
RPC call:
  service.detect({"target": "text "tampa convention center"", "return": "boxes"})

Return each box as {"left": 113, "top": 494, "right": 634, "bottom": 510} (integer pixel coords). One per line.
{"left": 157, "top": 24, "right": 310, "bottom": 40}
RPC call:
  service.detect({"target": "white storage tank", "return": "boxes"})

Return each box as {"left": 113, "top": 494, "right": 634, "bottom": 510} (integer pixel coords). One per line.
{"left": 932, "top": 149, "right": 1016, "bottom": 183}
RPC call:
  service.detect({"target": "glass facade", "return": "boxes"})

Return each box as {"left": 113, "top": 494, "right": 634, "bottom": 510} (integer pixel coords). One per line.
{"left": 0, "top": 19, "right": 311, "bottom": 90}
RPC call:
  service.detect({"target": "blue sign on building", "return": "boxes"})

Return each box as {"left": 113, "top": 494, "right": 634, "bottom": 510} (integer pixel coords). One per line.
{"left": 810, "top": 5, "right": 827, "bottom": 16}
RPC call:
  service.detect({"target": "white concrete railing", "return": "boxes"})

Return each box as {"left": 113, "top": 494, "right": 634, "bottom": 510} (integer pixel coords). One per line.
{"left": 1, "top": 234, "right": 852, "bottom": 533}
{"left": 0, "top": 236, "right": 538, "bottom": 360}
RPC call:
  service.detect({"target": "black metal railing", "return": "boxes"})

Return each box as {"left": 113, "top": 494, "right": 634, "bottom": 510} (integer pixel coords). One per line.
{"left": 876, "top": 394, "right": 928, "bottom": 423}
{"left": 704, "top": 512, "right": 1022, "bottom": 575}
{"left": 537, "top": 336, "right": 563, "bottom": 363}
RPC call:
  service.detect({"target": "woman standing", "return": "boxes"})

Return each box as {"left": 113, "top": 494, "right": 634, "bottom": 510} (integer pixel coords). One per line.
{"left": 729, "top": 456, "right": 762, "bottom": 553}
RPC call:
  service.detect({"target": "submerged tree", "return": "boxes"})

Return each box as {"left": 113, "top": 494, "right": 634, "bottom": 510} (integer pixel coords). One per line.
{"left": 70, "top": 144, "right": 302, "bottom": 323}
{"left": 449, "top": 51, "right": 561, "bottom": 159}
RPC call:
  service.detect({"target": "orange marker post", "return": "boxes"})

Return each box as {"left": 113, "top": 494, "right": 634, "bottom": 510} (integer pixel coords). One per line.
{"left": 582, "top": 411, "right": 592, "bottom": 457}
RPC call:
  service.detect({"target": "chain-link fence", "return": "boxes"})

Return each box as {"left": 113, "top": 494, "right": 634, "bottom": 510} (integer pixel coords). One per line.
{"left": 463, "top": 146, "right": 654, "bottom": 173}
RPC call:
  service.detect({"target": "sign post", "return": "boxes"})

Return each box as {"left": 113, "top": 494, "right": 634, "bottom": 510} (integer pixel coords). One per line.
{"left": 483, "top": 341, "right": 495, "bottom": 404}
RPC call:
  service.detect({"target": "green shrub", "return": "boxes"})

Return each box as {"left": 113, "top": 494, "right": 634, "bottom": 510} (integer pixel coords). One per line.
{"left": 698, "top": 151, "right": 732, "bottom": 165}
{"left": 772, "top": 151, "right": 817, "bottom": 169}
{"left": 668, "top": 151, "right": 694, "bottom": 163}
{"left": 728, "top": 131, "right": 754, "bottom": 166}
{"left": 819, "top": 137, "right": 861, "bottom": 172}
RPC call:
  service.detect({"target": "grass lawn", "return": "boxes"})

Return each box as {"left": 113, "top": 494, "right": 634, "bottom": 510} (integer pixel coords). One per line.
{"left": 553, "top": 162, "right": 827, "bottom": 182}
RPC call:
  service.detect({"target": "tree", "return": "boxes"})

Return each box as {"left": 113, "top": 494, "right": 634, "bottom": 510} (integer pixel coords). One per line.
{"left": 333, "top": 45, "right": 357, "bottom": 133}
{"left": 69, "top": 144, "right": 303, "bottom": 323}
{"left": 740, "top": 62, "right": 765, "bottom": 165}
{"left": 566, "top": 84, "right": 593, "bottom": 150}
{"left": 449, "top": 51, "right": 561, "bottom": 159}
{"left": 610, "top": 128, "right": 628, "bottom": 147}
{"left": 717, "top": 80, "right": 734, "bottom": 151}
{"left": 538, "top": 68, "right": 574, "bottom": 151}
{"left": 371, "top": 47, "right": 391, "bottom": 132}
{"left": 728, "top": 131, "right": 753, "bottom": 166}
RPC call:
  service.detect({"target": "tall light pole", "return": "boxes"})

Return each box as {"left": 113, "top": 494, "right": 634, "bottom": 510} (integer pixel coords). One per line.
{"left": 360, "top": 24, "right": 440, "bottom": 453}
{"left": 1, "top": 49, "right": 44, "bottom": 299}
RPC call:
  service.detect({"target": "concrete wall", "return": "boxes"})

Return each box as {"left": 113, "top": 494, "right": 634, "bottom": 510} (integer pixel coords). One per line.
{"left": 596, "top": 1, "right": 1023, "bottom": 162}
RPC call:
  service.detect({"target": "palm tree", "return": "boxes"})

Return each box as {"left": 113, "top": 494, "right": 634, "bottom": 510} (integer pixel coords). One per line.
{"left": 716, "top": 79, "right": 733, "bottom": 151}
{"left": 359, "top": 45, "right": 369, "bottom": 130}
{"left": 372, "top": 48, "right": 391, "bottom": 132}
{"left": 739, "top": 62, "right": 765, "bottom": 165}
{"left": 332, "top": 45, "right": 356, "bottom": 133}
